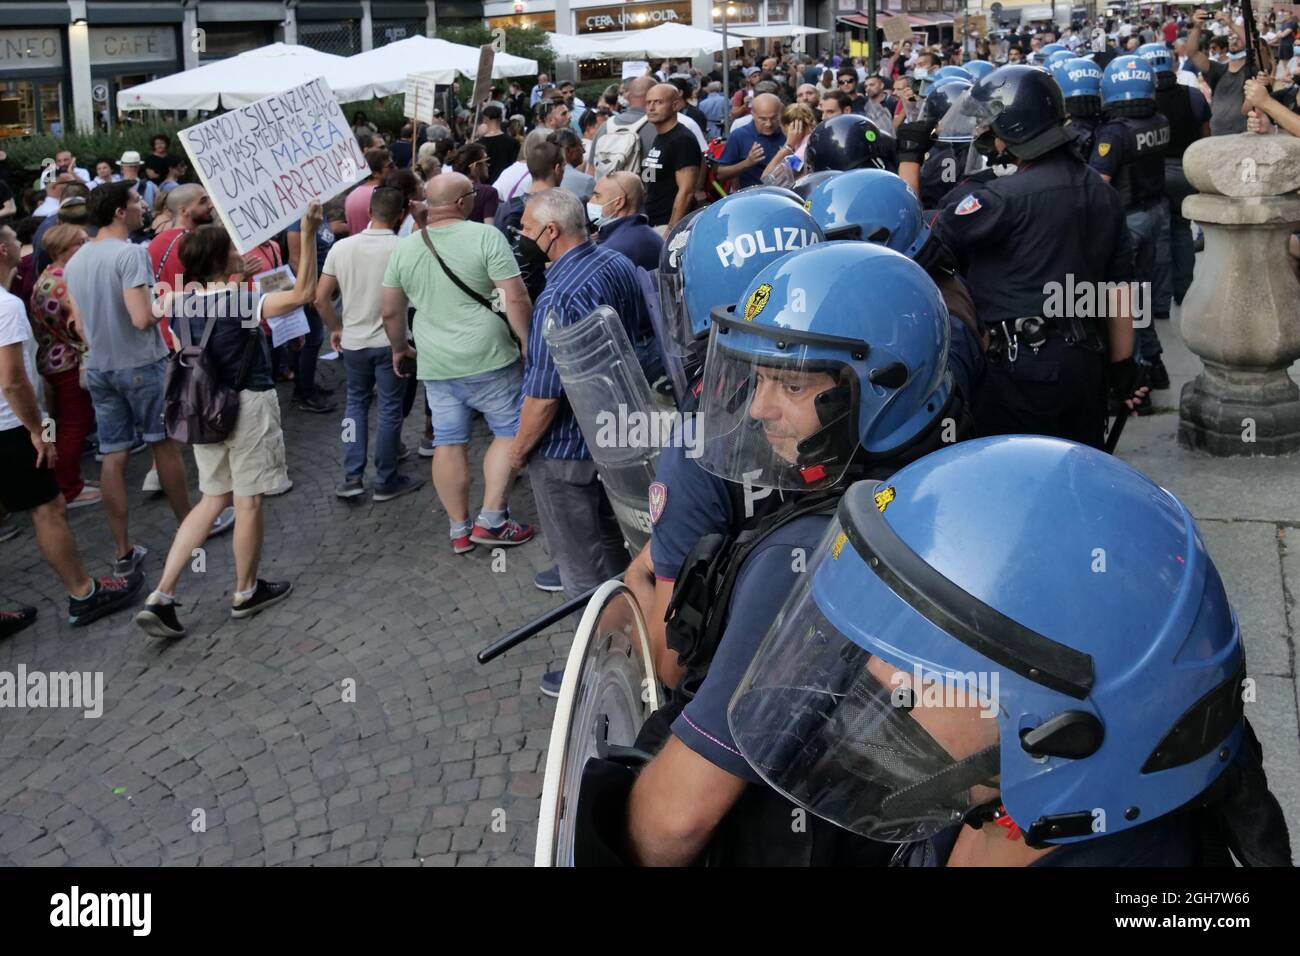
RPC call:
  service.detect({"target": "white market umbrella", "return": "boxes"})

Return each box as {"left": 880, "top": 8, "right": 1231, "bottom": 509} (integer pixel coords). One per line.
{"left": 592, "top": 23, "right": 744, "bottom": 59}
{"left": 722, "top": 25, "right": 829, "bottom": 39}
{"left": 326, "top": 36, "right": 539, "bottom": 102}
{"left": 545, "top": 32, "right": 613, "bottom": 61}
{"left": 116, "top": 43, "right": 348, "bottom": 111}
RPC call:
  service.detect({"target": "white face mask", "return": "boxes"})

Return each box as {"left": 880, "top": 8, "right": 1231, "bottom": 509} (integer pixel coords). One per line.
{"left": 588, "top": 200, "right": 619, "bottom": 225}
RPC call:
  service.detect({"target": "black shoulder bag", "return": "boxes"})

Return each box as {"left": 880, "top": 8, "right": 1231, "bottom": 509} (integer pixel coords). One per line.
{"left": 419, "top": 227, "right": 520, "bottom": 347}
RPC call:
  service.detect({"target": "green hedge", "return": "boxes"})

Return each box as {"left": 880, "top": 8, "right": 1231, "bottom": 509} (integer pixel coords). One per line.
{"left": 3, "top": 122, "right": 190, "bottom": 185}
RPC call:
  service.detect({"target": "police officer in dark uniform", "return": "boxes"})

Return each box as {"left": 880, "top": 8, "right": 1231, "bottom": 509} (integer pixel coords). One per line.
{"left": 1089, "top": 55, "right": 1171, "bottom": 401}
{"left": 896, "top": 77, "right": 988, "bottom": 210}
{"left": 1054, "top": 57, "right": 1105, "bottom": 159}
{"left": 804, "top": 113, "right": 898, "bottom": 173}
{"left": 1138, "top": 42, "right": 1210, "bottom": 345}
{"left": 933, "top": 65, "right": 1142, "bottom": 449}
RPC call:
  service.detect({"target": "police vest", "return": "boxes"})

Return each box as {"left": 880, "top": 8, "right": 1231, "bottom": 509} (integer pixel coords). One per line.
{"left": 1154, "top": 86, "right": 1201, "bottom": 160}
{"left": 1111, "top": 112, "right": 1170, "bottom": 210}
{"left": 919, "top": 143, "right": 968, "bottom": 211}
{"left": 1067, "top": 116, "right": 1100, "bottom": 163}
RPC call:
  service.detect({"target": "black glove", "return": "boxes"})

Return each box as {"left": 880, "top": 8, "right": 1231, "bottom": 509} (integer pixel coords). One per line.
{"left": 896, "top": 121, "right": 934, "bottom": 164}
{"left": 1108, "top": 357, "right": 1148, "bottom": 400}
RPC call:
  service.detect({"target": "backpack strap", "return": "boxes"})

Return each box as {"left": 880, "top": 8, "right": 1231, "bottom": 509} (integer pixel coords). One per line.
{"left": 153, "top": 229, "right": 187, "bottom": 285}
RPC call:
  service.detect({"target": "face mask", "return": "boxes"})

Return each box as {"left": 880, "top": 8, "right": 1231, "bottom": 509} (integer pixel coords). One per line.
{"left": 587, "top": 201, "right": 619, "bottom": 226}
{"left": 516, "top": 227, "right": 553, "bottom": 266}
{"left": 1227, "top": 51, "right": 1246, "bottom": 61}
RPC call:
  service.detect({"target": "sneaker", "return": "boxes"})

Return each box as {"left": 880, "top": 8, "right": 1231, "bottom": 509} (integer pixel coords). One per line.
{"left": 66, "top": 486, "right": 103, "bottom": 510}
{"left": 141, "top": 468, "right": 161, "bottom": 493}
{"left": 210, "top": 506, "right": 236, "bottom": 537}
{"left": 113, "top": 543, "right": 149, "bottom": 576}
{"left": 292, "top": 393, "right": 337, "bottom": 414}
{"left": 418, "top": 439, "right": 436, "bottom": 458}
{"left": 1147, "top": 359, "right": 1171, "bottom": 391}
{"left": 534, "top": 566, "right": 563, "bottom": 593}
{"left": 0, "top": 606, "right": 37, "bottom": 641}
{"left": 451, "top": 534, "right": 476, "bottom": 555}
{"left": 372, "top": 474, "right": 424, "bottom": 503}
{"left": 265, "top": 478, "right": 294, "bottom": 497}
{"left": 230, "top": 579, "right": 293, "bottom": 620}
{"left": 540, "top": 670, "right": 563, "bottom": 698}
{"left": 470, "top": 518, "right": 535, "bottom": 547}
{"left": 68, "top": 572, "right": 144, "bottom": 627}
{"left": 398, "top": 443, "right": 411, "bottom": 462}
{"left": 336, "top": 478, "right": 365, "bottom": 499}
{"left": 135, "top": 600, "right": 186, "bottom": 639}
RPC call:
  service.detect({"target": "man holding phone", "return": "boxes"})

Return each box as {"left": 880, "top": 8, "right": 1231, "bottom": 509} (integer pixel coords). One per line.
{"left": 1187, "top": 7, "right": 1252, "bottom": 135}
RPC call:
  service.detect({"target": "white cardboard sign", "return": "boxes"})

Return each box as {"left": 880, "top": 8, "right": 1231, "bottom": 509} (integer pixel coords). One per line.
{"left": 179, "top": 76, "right": 366, "bottom": 254}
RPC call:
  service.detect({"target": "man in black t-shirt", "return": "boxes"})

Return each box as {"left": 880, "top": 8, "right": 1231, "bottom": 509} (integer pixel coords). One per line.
{"left": 477, "top": 104, "right": 520, "bottom": 185}
{"left": 641, "top": 83, "right": 702, "bottom": 231}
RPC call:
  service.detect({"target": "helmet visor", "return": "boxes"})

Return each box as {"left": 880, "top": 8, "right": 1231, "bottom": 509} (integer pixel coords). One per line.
{"left": 696, "top": 317, "right": 862, "bottom": 493}
{"left": 656, "top": 266, "right": 703, "bottom": 365}
{"left": 935, "top": 92, "right": 980, "bottom": 144}
{"left": 728, "top": 518, "right": 1004, "bottom": 842}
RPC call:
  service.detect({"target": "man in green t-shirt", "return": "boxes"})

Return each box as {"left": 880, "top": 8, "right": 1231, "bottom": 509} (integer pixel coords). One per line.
{"left": 382, "top": 173, "right": 536, "bottom": 555}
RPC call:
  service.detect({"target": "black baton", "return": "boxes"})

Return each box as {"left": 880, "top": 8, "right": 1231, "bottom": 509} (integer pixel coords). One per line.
{"left": 477, "top": 573, "right": 625, "bottom": 665}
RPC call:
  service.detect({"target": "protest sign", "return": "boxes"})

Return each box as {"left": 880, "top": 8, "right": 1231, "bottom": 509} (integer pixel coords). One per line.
{"left": 469, "top": 44, "right": 496, "bottom": 121}
{"left": 622, "top": 60, "right": 650, "bottom": 79}
{"left": 179, "top": 76, "right": 366, "bottom": 255}
{"left": 404, "top": 72, "right": 437, "bottom": 125}
{"left": 883, "top": 15, "right": 913, "bottom": 45}
{"left": 253, "top": 265, "right": 310, "bottom": 347}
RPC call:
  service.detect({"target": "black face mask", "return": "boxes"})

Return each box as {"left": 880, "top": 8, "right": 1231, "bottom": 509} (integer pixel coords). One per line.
{"left": 973, "top": 129, "right": 1012, "bottom": 166}
{"left": 516, "top": 227, "right": 554, "bottom": 267}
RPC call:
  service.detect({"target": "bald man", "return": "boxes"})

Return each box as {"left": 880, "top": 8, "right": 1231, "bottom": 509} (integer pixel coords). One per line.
{"left": 716, "top": 92, "right": 786, "bottom": 190}
{"left": 589, "top": 75, "right": 658, "bottom": 176}
{"left": 590, "top": 170, "right": 663, "bottom": 271}
{"left": 641, "top": 82, "right": 702, "bottom": 232}
{"left": 148, "top": 183, "right": 216, "bottom": 345}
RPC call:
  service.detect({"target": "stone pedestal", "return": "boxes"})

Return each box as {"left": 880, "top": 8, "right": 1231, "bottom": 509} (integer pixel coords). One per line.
{"left": 1178, "top": 134, "right": 1300, "bottom": 456}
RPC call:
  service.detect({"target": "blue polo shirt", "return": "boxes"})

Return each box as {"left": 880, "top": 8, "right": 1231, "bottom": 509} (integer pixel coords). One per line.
{"left": 596, "top": 213, "right": 664, "bottom": 272}
{"left": 718, "top": 122, "right": 786, "bottom": 189}
{"left": 524, "top": 240, "right": 655, "bottom": 460}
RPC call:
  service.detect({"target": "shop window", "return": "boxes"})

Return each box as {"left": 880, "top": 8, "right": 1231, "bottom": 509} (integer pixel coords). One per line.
{"left": 297, "top": 20, "right": 362, "bottom": 57}
{"left": 0, "top": 80, "right": 65, "bottom": 137}
{"left": 373, "top": 19, "right": 426, "bottom": 47}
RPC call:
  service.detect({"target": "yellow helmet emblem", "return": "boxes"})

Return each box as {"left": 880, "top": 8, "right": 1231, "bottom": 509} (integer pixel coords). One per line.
{"left": 743, "top": 283, "right": 772, "bottom": 322}
{"left": 874, "top": 486, "right": 896, "bottom": 513}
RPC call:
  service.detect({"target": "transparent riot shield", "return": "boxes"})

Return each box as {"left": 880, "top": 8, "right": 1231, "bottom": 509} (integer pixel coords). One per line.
{"left": 544, "top": 305, "right": 666, "bottom": 554}
{"left": 535, "top": 580, "right": 659, "bottom": 867}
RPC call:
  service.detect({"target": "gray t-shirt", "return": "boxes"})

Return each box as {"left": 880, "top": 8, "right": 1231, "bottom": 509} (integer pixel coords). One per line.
{"left": 561, "top": 165, "right": 596, "bottom": 203}
{"left": 1207, "top": 61, "right": 1248, "bottom": 136}
{"left": 63, "top": 237, "right": 165, "bottom": 372}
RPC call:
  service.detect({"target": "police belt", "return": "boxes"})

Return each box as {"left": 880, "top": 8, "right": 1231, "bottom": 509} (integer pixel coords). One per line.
{"left": 986, "top": 315, "right": 1102, "bottom": 361}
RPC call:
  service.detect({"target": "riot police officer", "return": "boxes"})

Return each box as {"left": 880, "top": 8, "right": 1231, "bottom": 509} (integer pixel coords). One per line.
{"left": 727, "top": 436, "right": 1292, "bottom": 866}
{"left": 804, "top": 113, "right": 899, "bottom": 173}
{"left": 896, "top": 77, "right": 980, "bottom": 210}
{"left": 1138, "top": 41, "right": 1210, "bottom": 359}
{"left": 932, "top": 65, "right": 1142, "bottom": 449}
{"left": 1090, "top": 55, "right": 1171, "bottom": 401}
{"left": 1055, "top": 57, "right": 1105, "bottom": 159}
{"left": 622, "top": 243, "right": 961, "bottom": 865}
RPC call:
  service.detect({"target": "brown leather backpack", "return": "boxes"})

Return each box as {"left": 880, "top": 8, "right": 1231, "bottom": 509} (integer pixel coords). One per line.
{"left": 163, "top": 302, "right": 253, "bottom": 445}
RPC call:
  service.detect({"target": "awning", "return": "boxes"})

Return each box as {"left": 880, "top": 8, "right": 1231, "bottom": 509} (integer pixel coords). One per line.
{"left": 326, "top": 36, "right": 539, "bottom": 100}
{"left": 837, "top": 13, "right": 952, "bottom": 30}
{"left": 588, "top": 22, "right": 744, "bottom": 59}
{"left": 546, "top": 32, "right": 614, "bottom": 60}
{"left": 722, "top": 25, "right": 830, "bottom": 39}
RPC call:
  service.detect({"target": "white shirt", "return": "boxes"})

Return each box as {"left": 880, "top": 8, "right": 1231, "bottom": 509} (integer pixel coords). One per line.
{"left": 676, "top": 112, "right": 708, "bottom": 151}
{"left": 492, "top": 161, "right": 531, "bottom": 202}
{"left": 320, "top": 228, "right": 399, "bottom": 351}
{"left": 0, "top": 288, "right": 40, "bottom": 431}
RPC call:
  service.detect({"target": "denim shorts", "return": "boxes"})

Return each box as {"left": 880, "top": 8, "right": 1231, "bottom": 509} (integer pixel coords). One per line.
{"left": 422, "top": 362, "right": 523, "bottom": 446}
{"left": 84, "top": 356, "right": 169, "bottom": 453}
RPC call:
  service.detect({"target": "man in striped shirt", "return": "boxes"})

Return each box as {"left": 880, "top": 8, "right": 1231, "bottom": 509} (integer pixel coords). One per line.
{"left": 510, "top": 189, "right": 656, "bottom": 619}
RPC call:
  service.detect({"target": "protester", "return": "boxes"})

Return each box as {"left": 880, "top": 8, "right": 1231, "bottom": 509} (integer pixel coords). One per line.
{"left": 478, "top": 104, "right": 519, "bottom": 184}
{"left": 549, "top": 128, "right": 596, "bottom": 203}
{"left": 590, "top": 171, "right": 662, "bottom": 271}
{"left": 345, "top": 148, "right": 395, "bottom": 236}
{"left": 716, "top": 93, "right": 785, "bottom": 189}
{"left": 134, "top": 204, "right": 326, "bottom": 639}
{"left": 382, "top": 173, "right": 534, "bottom": 554}
{"left": 117, "top": 150, "right": 157, "bottom": 210}
{"left": 285, "top": 206, "right": 342, "bottom": 414}
{"left": 641, "top": 83, "right": 702, "bottom": 233}
{"left": 63, "top": 182, "right": 191, "bottom": 574}
{"left": 450, "top": 144, "right": 500, "bottom": 225}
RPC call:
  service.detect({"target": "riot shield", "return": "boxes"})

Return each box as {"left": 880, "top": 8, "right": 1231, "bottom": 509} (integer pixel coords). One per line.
{"left": 638, "top": 266, "right": 690, "bottom": 406}
{"left": 535, "top": 580, "right": 659, "bottom": 867}
{"left": 544, "top": 305, "right": 665, "bottom": 554}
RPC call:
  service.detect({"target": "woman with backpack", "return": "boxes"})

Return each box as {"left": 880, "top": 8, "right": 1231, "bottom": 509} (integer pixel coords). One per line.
{"left": 133, "top": 201, "right": 324, "bottom": 639}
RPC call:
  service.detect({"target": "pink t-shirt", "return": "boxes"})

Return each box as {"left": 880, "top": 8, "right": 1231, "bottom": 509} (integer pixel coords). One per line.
{"left": 345, "top": 183, "right": 376, "bottom": 236}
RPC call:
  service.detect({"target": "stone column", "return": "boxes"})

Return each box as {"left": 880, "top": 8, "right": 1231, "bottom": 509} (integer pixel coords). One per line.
{"left": 1178, "top": 132, "right": 1300, "bottom": 456}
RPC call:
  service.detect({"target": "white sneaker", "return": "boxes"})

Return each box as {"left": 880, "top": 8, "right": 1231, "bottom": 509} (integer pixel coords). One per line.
{"left": 265, "top": 477, "right": 294, "bottom": 497}
{"left": 141, "top": 468, "right": 161, "bottom": 493}
{"left": 210, "top": 506, "right": 236, "bottom": 537}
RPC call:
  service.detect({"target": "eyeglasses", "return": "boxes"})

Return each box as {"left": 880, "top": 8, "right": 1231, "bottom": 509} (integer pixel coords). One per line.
{"left": 839, "top": 78, "right": 856, "bottom": 85}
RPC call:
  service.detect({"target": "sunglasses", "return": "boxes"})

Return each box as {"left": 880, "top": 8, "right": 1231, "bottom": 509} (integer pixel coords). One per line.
{"left": 839, "top": 78, "right": 856, "bottom": 85}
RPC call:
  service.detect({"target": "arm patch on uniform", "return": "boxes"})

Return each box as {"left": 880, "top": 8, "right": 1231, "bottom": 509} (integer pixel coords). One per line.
{"left": 649, "top": 481, "right": 668, "bottom": 524}
{"left": 1097, "top": 142, "right": 1111, "bottom": 157}
{"left": 954, "top": 194, "right": 982, "bottom": 216}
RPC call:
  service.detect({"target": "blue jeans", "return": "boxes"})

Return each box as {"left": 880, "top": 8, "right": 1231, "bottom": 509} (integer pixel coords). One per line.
{"left": 294, "top": 303, "right": 325, "bottom": 399}
{"left": 342, "top": 346, "right": 404, "bottom": 487}
{"left": 1126, "top": 204, "right": 1163, "bottom": 363}
{"left": 84, "top": 356, "right": 169, "bottom": 452}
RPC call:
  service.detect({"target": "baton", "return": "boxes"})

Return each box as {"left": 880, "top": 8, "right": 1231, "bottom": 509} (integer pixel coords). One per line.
{"left": 477, "top": 572, "right": 625, "bottom": 665}
{"left": 1105, "top": 407, "right": 1129, "bottom": 455}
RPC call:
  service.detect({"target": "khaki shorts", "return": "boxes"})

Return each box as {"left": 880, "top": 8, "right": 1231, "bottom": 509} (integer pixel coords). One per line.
{"left": 192, "top": 388, "right": 288, "bottom": 498}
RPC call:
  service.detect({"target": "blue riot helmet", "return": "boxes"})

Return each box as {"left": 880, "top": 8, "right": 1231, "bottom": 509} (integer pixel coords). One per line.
{"left": 923, "top": 77, "right": 975, "bottom": 142}
{"left": 697, "top": 243, "right": 950, "bottom": 491}
{"left": 956, "top": 64, "right": 1070, "bottom": 165}
{"left": 1101, "top": 55, "right": 1156, "bottom": 111}
{"left": 807, "top": 169, "right": 930, "bottom": 256}
{"left": 1137, "top": 41, "right": 1178, "bottom": 92}
{"left": 1025, "top": 49, "right": 1048, "bottom": 66}
{"left": 791, "top": 169, "right": 841, "bottom": 202}
{"left": 1040, "top": 42, "right": 1067, "bottom": 57}
{"left": 806, "top": 114, "right": 899, "bottom": 173}
{"left": 929, "top": 65, "right": 973, "bottom": 86}
{"left": 963, "top": 60, "right": 996, "bottom": 81}
{"left": 1058, "top": 57, "right": 1103, "bottom": 119}
{"left": 659, "top": 190, "right": 822, "bottom": 375}
{"left": 729, "top": 436, "right": 1248, "bottom": 847}
{"left": 1046, "top": 49, "right": 1073, "bottom": 69}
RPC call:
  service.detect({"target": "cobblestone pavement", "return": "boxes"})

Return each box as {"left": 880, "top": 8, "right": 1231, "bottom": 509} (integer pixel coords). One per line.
{"left": 0, "top": 360, "right": 572, "bottom": 866}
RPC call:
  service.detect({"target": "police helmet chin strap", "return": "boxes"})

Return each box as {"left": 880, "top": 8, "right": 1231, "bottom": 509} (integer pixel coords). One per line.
{"left": 793, "top": 384, "right": 857, "bottom": 486}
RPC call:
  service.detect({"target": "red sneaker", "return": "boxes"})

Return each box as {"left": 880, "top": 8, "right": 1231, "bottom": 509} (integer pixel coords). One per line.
{"left": 452, "top": 534, "right": 476, "bottom": 554}
{"left": 470, "top": 518, "right": 535, "bottom": 547}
